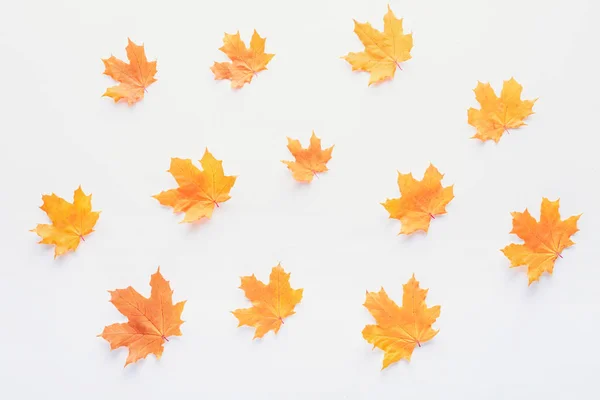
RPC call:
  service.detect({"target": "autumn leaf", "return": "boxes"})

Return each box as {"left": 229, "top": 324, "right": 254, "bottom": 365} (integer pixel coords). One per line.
{"left": 31, "top": 186, "right": 100, "bottom": 258}
{"left": 502, "top": 198, "right": 580, "bottom": 285}
{"left": 382, "top": 164, "right": 454, "bottom": 234}
{"left": 281, "top": 131, "right": 334, "bottom": 182}
{"left": 99, "top": 268, "right": 185, "bottom": 367}
{"left": 211, "top": 30, "right": 274, "bottom": 89}
{"left": 343, "top": 6, "right": 413, "bottom": 85}
{"left": 102, "top": 38, "right": 157, "bottom": 105}
{"left": 468, "top": 78, "right": 537, "bottom": 142}
{"left": 232, "top": 264, "right": 303, "bottom": 339}
{"left": 363, "top": 275, "right": 440, "bottom": 369}
{"left": 153, "top": 149, "right": 237, "bottom": 223}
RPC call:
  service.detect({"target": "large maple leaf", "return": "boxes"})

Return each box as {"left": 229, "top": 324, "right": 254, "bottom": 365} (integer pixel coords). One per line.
{"left": 102, "top": 38, "right": 157, "bottom": 105}
{"left": 468, "top": 78, "right": 537, "bottom": 142}
{"left": 382, "top": 164, "right": 454, "bottom": 234}
{"left": 363, "top": 275, "right": 440, "bottom": 369}
{"left": 99, "top": 268, "right": 186, "bottom": 367}
{"left": 343, "top": 6, "right": 413, "bottom": 85}
{"left": 31, "top": 186, "right": 100, "bottom": 258}
{"left": 502, "top": 198, "right": 580, "bottom": 285}
{"left": 281, "top": 131, "right": 334, "bottom": 182}
{"left": 211, "top": 30, "right": 274, "bottom": 89}
{"left": 232, "top": 264, "right": 303, "bottom": 339}
{"left": 153, "top": 149, "right": 237, "bottom": 223}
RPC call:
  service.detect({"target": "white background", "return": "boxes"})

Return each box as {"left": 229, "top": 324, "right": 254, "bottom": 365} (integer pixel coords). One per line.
{"left": 1, "top": 0, "right": 599, "bottom": 398}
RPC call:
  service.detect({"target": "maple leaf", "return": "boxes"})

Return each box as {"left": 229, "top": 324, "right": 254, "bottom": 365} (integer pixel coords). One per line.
{"left": 363, "top": 275, "right": 440, "bottom": 369}
{"left": 99, "top": 268, "right": 185, "bottom": 367}
{"left": 232, "top": 264, "right": 303, "bottom": 339}
{"left": 343, "top": 6, "right": 413, "bottom": 85}
{"left": 102, "top": 38, "right": 157, "bottom": 105}
{"left": 211, "top": 30, "right": 274, "bottom": 89}
{"left": 382, "top": 164, "right": 454, "bottom": 234}
{"left": 281, "top": 131, "right": 334, "bottom": 182}
{"left": 468, "top": 78, "right": 537, "bottom": 142}
{"left": 31, "top": 186, "right": 100, "bottom": 258}
{"left": 153, "top": 149, "right": 237, "bottom": 223}
{"left": 502, "top": 198, "right": 580, "bottom": 285}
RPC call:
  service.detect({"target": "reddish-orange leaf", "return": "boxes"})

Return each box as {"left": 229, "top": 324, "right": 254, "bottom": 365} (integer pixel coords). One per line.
{"left": 99, "top": 268, "right": 186, "bottom": 367}
{"left": 211, "top": 30, "right": 274, "bottom": 89}
{"left": 363, "top": 275, "right": 440, "bottom": 369}
{"left": 502, "top": 198, "right": 580, "bottom": 285}
{"left": 102, "top": 38, "right": 157, "bottom": 105}
{"left": 232, "top": 264, "right": 303, "bottom": 339}
{"left": 153, "top": 149, "right": 237, "bottom": 223}
{"left": 382, "top": 164, "right": 454, "bottom": 234}
{"left": 281, "top": 131, "right": 334, "bottom": 182}
{"left": 31, "top": 186, "right": 100, "bottom": 258}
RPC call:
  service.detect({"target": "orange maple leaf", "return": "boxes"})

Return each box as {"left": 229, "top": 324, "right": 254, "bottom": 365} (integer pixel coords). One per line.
{"left": 232, "top": 264, "right": 303, "bottom": 339}
{"left": 153, "top": 149, "right": 237, "bottom": 223}
{"left": 502, "top": 198, "right": 580, "bottom": 285}
{"left": 281, "top": 132, "right": 334, "bottom": 182}
{"left": 211, "top": 30, "right": 274, "bottom": 89}
{"left": 102, "top": 38, "right": 157, "bottom": 105}
{"left": 382, "top": 164, "right": 454, "bottom": 234}
{"left": 468, "top": 78, "right": 537, "bottom": 142}
{"left": 363, "top": 275, "right": 440, "bottom": 370}
{"left": 99, "top": 268, "right": 185, "bottom": 367}
{"left": 343, "top": 6, "right": 413, "bottom": 85}
{"left": 31, "top": 186, "right": 100, "bottom": 258}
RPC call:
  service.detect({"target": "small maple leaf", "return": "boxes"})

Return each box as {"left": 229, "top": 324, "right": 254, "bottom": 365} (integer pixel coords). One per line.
{"left": 502, "top": 198, "right": 580, "bottom": 285}
{"left": 232, "top": 264, "right": 303, "bottom": 339}
{"left": 468, "top": 78, "right": 537, "bottom": 142}
{"left": 153, "top": 149, "right": 237, "bottom": 223}
{"left": 343, "top": 5, "right": 413, "bottom": 85}
{"left": 382, "top": 164, "right": 454, "bottom": 234}
{"left": 211, "top": 30, "right": 274, "bottom": 89}
{"left": 31, "top": 186, "right": 100, "bottom": 258}
{"left": 102, "top": 38, "right": 157, "bottom": 105}
{"left": 281, "top": 131, "right": 334, "bottom": 182}
{"left": 363, "top": 275, "right": 440, "bottom": 370}
{"left": 99, "top": 268, "right": 186, "bottom": 367}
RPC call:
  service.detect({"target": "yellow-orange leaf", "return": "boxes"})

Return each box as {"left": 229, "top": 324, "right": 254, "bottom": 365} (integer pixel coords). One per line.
{"left": 211, "top": 30, "right": 274, "bottom": 89}
{"left": 282, "top": 131, "right": 334, "bottom": 182}
{"left": 468, "top": 78, "right": 537, "bottom": 142}
{"left": 382, "top": 164, "right": 454, "bottom": 234}
{"left": 502, "top": 198, "right": 580, "bottom": 285}
{"left": 232, "top": 264, "right": 303, "bottom": 339}
{"left": 343, "top": 6, "right": 413, "bottom": 85}
{"left": 153, "top": 149, "right": 237, "bottom": 223}
{"left": 102, "top": 38, "right": 157, "bottom": 105}
{"left": 31, "top": 186, "right": 99, "bottom": 258}
{"left": 363, "top": 275, "right": 440, "bottom": 369}
{"left": 99, "top": 268, "right": 185, "bottom": 367}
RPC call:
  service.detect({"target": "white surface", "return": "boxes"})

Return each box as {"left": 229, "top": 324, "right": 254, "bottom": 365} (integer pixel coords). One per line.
{"left": 1, "top": 0, "right": 599, "bottom": 398}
